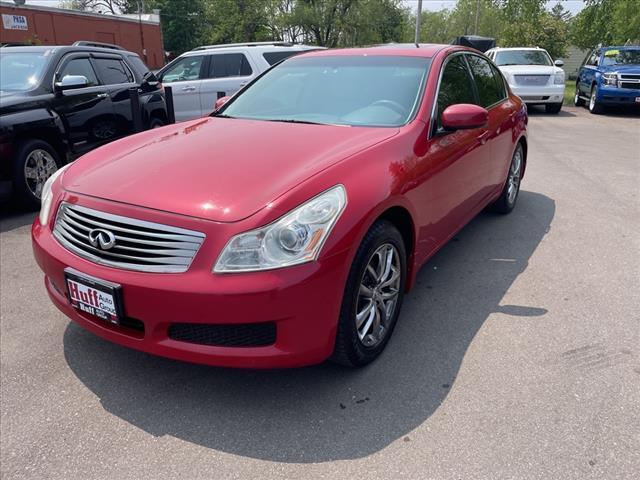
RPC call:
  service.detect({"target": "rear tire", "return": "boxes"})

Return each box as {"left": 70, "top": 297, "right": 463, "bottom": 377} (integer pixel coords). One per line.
{"left": 545, "top": 102, "right": 563, "bottom": 114}
{"left": 589, "top": 85, "right": 603, "bottom": 114}
{"left": 574, "top": 84, "right": 585, "bottom": 107}
{"left": 490, "top": 143, "right": 523, "bottom": 215}
{"left": 11, "top": 138, "right": 62, "bottom": 210}
{"left": 331, "top": 220, "right": 407, "bottom": 367}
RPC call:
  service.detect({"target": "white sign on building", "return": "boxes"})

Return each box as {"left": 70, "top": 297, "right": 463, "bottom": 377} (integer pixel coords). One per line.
{"left": 2, "top": 14, "right": 28, "bottom": 31}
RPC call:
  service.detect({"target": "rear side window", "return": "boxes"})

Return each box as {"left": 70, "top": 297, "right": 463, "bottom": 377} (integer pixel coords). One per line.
{"left": 207, "top": 53, "right": 252, "bottom": 78}
{"left": 466, "top": 55, "right": 505, "bottom": 108}
{"left": 263, "top": 51, "right": 300, "bottom": 66}
{"left": 58, "top": 57, "right": 99, "bottom": 86}
{"left": 93, "top": 58, "right": 134, "bottom": 85}
{"left": 436, "top": 54, "right": 476, "bottom": 128}
{"left": 127, "top": 55, "right": 149, "bottom": 76}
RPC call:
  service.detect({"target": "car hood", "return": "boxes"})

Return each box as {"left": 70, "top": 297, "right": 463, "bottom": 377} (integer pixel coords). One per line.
{"left": 599, "top": 64, "right": 640, "bottom": 74}
{"left": 498, "top": 64, "right": 561, "bottom": 76}
{"left": 63, "top": 117, "right": 399, "bottom": 222}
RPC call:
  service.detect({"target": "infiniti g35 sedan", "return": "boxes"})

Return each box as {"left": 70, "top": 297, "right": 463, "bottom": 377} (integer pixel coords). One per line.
{"left": 32, "top": 44, "right": 528, "bottom": 368}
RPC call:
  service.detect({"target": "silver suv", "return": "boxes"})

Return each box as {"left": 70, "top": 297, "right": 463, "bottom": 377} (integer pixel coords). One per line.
{"left": 157, "top": 42, "right": 321, "bottom": 121}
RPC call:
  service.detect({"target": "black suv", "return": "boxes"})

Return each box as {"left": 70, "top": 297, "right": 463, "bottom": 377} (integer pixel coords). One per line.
{"left": 0, "top": 41, "right": 168, "bottom": 209}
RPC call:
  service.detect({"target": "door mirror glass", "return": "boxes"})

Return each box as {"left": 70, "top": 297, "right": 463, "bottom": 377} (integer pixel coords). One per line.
{"left": 55, "top": 75, "right": 89, "bottom": 91}
{"left": 141, "top": 71, "right": 159, "bottom": 87}
{"left": 214, "top": 95, "right": 231, "bottom": 111}
{"left": 441, "top": 104, "right": 488, "bottom": 130}
{"left": 554, "top": 59, "right": 564, "bottom": 67}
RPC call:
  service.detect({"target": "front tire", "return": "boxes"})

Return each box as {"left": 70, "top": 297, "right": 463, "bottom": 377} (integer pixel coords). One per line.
{"left": 545, "top": 102, "right": 563, "bottom": 114}
{"left": 589, "top": 85, "right": 603, "bottom": 114}
{"left": 490, "top": 143, "right": 523, "bottom": 214}
{"left": 12, "top": 138, "right": 62, "bottom": 210}
{"left": 149, "top": 116, "right": 166, "bottom": 129}
{"left": 331, "top": 220, "right": 407, "bottom": 367}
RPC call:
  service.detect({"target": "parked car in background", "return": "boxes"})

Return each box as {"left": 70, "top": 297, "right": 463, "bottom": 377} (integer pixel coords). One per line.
{"left": 156, "top": 41, "right": 322, "bottom": 121}
{"left": 486, "top": 47, "right": 565, "bottom": 114}
{"left": 33, "top": 44, "right": 528, "bottom": 369}
{"left": 0, "top": 42, "right": 167, "bottom": 209}
{"left": 574, "top": 46, "right": 640, "bottom": 114}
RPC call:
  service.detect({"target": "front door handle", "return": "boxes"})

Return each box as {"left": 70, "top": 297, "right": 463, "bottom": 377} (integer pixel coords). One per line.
{"left": 181, "top": 86, "right": 196, "bottom": 92}
{"left": 477, "top": 131, "right": 491, "bottom": 145}
{"left": 96, "top": 93, "right": 109, "bottom": 98}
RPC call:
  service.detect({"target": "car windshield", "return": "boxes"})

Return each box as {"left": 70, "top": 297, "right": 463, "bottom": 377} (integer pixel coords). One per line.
{"left": 602, "top": 49, "right": 640, "bottom": 66}
{"left": 494, "top": 50, "right": 552, "bottom": 66}
{"left": 0, "top": 51, "right": 51, "bottom": 91}
{"left": 220, "top": 55, "right": 431, "bottom": 127}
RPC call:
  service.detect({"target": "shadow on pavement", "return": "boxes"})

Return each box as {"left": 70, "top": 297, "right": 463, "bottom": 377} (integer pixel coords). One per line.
{"left": 63, "top": 191, "right": 555, "bottom": 463}
{"left": 527, "top": 105, "right": 576, "bottom": 117}
{"left": 0, "top": 208, "right": 36, "bottom": 233}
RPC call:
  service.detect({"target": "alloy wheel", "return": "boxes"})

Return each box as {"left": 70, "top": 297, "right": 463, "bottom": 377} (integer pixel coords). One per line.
{"left": 507, "top": 148, "right": 522, "bottom": 205}
{"left": 23, "top": 149, "right": 58, "bottom": 199}
{"left": 355, "top": 243, "right": 401, "bottom": 347}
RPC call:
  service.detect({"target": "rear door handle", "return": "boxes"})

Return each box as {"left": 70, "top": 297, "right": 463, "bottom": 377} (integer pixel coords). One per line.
{"left": 96, "top": 93, "right": 109, "bottom": 98}
{"left": 181, "top": 86, "right": 196, "bottom": 92}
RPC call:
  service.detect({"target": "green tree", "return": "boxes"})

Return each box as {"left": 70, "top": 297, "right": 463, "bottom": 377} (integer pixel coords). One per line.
{"left": 570, "top": 0, "right": 640, "bottom": 49}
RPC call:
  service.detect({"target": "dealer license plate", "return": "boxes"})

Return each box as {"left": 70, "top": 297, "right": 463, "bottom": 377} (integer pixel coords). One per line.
{"left": 64, "top": 268, "right": 123, "bottom": 325}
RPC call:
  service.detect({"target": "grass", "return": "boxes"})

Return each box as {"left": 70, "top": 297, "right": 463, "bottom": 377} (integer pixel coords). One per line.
{"left": 564, "top": 80, "right": 576, "bottom": 105}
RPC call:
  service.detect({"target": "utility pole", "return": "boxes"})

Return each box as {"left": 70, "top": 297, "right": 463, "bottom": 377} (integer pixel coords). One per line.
{"left": 414, "top": 0, "right": 423, "bottom": 46}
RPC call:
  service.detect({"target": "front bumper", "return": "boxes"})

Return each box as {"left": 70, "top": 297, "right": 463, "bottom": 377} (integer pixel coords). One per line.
{"left": 596, "top": 85, "right": 640, "bottom": 105}
{"left": 510, "top": 84, "right": 564, "bottom": 104}
{"left": 32, "top": 195, "right": 351, "bottom": 368}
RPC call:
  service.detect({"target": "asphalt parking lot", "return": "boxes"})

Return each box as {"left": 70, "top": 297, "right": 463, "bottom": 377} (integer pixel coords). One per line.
{"left": 1, "top": 105, "right": 639, "bottom": 480}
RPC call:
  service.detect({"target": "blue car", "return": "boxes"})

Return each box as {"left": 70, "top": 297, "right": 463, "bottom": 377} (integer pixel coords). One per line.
{"left": 575, "top": 46, "right": 640, "bottom": 113}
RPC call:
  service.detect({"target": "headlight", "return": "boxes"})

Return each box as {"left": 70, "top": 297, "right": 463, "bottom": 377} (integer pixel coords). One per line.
{"left": 603, "top": 73, "right": 618, "bottom": 86}
{"left": 214, "top": 185, "right": 347, "bottom": 273}
{"left": 39, "top": 163, "right": 71, "bottom": 226}
{"left": 554, "top": 71, "right": 565, "bottom": 85}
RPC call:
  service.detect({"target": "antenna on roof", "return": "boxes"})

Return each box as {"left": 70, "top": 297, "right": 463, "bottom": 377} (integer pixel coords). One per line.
{"left": 414, "top": 0, "right": 423, "bottom": 47}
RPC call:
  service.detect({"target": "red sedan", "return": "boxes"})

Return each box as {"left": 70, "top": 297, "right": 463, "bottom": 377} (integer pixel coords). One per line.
{"left": 32, "top": 45, "right": 527, "bottom": 368}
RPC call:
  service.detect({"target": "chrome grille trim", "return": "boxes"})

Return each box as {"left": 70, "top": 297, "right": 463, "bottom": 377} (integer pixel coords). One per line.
{"left": 53, "top": 203, "right": 206, "bottom": 273}
{"left": 514, "top": 75, "right": 550, "bottom": 86}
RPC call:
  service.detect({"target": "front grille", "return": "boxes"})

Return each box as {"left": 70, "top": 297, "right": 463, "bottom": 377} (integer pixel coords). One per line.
{"left": 619, "top": 82, "right": 640, "bottom": 90}
{"left": 520, "top": 95, "right": 550, "bottom": 101}
{"left": 514, "top": 75, "right": 550, "bottom": 86}
{"left": 53, "top": 203, "right": 205, "bottom": 273}
{"left": 620, "top": 74, "right": 640, "bottom": 80}
{"left": 168, "top": 322, "right": 277, "bottom": 347}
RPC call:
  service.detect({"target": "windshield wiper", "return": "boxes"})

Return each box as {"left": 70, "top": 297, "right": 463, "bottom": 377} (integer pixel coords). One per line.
{"left": 266, "top": 118, "right": 329, "bottom": 125}
{"left": 211, "top": 113, "right": 235, "bottom": 118}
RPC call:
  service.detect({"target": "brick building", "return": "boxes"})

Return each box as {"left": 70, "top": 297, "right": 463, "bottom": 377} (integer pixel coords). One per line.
{"left": 0, "top": 1, "right": 165, "bottom": 68}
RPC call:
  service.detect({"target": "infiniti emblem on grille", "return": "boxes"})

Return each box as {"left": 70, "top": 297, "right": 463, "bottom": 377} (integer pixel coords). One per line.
{"left": 88, "top": 228, "right": 116, "bottom": 250}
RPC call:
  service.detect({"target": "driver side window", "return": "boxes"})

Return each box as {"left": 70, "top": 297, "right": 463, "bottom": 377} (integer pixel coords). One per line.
{"left": 435, "top": 55, "right": 475, "bottom": 131}
{"left": 58, "top": 57, "right": 99, "bottom": 86}
{"left": 161, "top": 56, "right": 205, "bottom": 83}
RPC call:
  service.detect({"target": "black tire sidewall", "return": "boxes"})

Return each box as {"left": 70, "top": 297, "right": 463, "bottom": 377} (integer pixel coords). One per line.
{"left": 149, "top": 117, "right": 165, "bottom": 129}
{"left": 332, "top": 220, "right": 407, "bottom": 366}
{"left": 12, "top": 139, "right": 62, "bottom": 210}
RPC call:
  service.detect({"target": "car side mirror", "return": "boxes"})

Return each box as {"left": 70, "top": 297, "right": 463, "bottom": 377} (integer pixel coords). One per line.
{"left": 441, "top": 104, "right": 488, "bottom": 131}
{"left": 214, "top": 96, "right": 231, "bottom": 111}
{"left": 142, "top": 71, "right": 159, "bottom": 86}
{"left": 54, "top": 75, "right": 89, "bottom": 91}
{"left": 554, "top": 59, "right": 564, "bottom": 67}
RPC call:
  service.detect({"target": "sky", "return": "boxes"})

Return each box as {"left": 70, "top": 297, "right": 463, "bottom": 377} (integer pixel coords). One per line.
{"left": 25, "top": 0, "right": 588, "bottom": 16}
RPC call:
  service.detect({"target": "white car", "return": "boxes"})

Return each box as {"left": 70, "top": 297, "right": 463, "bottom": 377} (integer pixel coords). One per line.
{"left": 486, "top": 47, "right": 565, "bottom": 114}
{"left": 157, "top": 42, "right": 322, "bottom": 122}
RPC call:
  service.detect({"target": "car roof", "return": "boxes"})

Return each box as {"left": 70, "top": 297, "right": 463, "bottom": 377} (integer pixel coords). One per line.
{"left": 598, "top": 45, "right": 640, "bottom": 50}
{"left": 488, "top": 47, "right": 545, "bottom": 51}
{"left": 297, "top": 44, "right": 448, "bottom": 59}
{"left": 0, "top": 45, "right": 137, "bottom": 56}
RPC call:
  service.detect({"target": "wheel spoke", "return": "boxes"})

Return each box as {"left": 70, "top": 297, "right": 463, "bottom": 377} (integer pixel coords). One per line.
{"left": 380, "top": 267, "right": 400, "bottom": 288}
{"left": 356, "top": 301, "right": 374, "bottom": 330}
{"left": 359, "top": 284, "right": 373, "bottom": 298}
{"left": 24, "top": 167, "right": 38, "bottom": 179}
